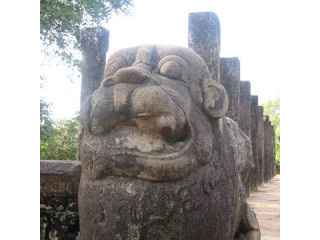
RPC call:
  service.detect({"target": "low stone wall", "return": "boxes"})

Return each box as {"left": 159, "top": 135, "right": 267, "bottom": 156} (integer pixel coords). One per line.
{"left": 40, "top": 160, "right": 81, "bottom": 240}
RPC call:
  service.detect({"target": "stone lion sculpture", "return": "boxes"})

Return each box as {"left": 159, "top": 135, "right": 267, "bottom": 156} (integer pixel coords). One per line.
{"left": 78, "top": 45, "right": 260, "bottom": 240}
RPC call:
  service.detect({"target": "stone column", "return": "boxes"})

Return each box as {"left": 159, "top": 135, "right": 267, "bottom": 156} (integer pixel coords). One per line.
{"left": 188, "top": 12, "right": 221, "bottom": 82}
{"left": 250, "top": 96, "right": 259, "bottom": 192}
{"left": 271, "top": 126, "right": 276, "bottom": 177}
{"left": 239, "top": 81, "right": 251, "bottom": 138}
{"left": 80, "top": 27, "right": 109, "bottom": 107}
{"left": 257, "top": 106, "right": 265, "bottom": 185}
{"left": 269, "top": 125, "right": 273, "bottom": 179}
{"left": 238, "top": 81, "right": 252, "bottom": 196}
{"left": 220, "top": 58, "right": 240, "bottom": 123}
{"left": 264, "top": 116, "right": 271, "bottom": 182}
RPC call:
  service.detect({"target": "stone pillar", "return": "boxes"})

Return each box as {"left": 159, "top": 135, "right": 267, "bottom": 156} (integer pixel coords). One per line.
{"left": 269, "top": 125, "right": 273, "bottom": 179}
{"left": 239, "top": 81, "right": 251, "bottom": 138}
{"left": 268, "top": 126, "right": 272, "bottom": 178}
{"left": 238, "top": 81, "right": 252, "bottom": 196}
{"left": 257, "top": 106, "right": 264, "bottom": 185}
{"left": 188, "top": 12, "right": 221, "bottom": 82}
{"left": 271, "top": 126, "right": 276, "bottom": 177}
{"left": 220, "top": 58, "right": 240, "bottom": 123}
{"left": 80, "top": 27, "right": 109, "bottom": 107}
{"left": 250, "top": 96, "right": 259, "bottom": 192}
{"left": 264, "top": 116, "right": 271, "bottom": 182}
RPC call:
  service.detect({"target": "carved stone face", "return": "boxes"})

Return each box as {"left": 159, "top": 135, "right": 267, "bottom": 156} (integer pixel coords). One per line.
{"left": 78, "top": 46, "right": 245, "bottom": 240}
{"left": 79, "top": 45, "right": 228, "bottom": 181}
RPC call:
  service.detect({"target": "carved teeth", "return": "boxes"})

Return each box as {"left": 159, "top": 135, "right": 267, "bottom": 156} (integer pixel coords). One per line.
{"left": 135, "top": 113, "right": 151, "bottom": 117}
{"left": 156, "top": 115, "right": 176, "bottom": 138}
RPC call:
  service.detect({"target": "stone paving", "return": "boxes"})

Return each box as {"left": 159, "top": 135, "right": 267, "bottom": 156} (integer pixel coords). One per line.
{"left": 248, "top": 175, "right": 280, "bottom": 240}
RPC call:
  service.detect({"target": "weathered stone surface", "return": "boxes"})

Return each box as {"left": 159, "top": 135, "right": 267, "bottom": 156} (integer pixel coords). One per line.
{"left": 220, "top": 58, "right": 240, "bottom": 123}
{"left": 235, "top": 121, "right": 255, "bottom": 199}
{"left": 270, "top": 126, "right": 276, "bottom": 177}
{"left": 263, "top": 116, "right": 271, "bottom": 182}
{"left": 239, "top": 81, "right": 252, "bottom": 197}
{"left": 276, "top": 163, "right": 280, "bottom": 175}
{"left": 40, "top": 160, "right": 81, "bottom": 198}
{"left": 188, "top": 12, "right": 221, "bottom": 82}
{"left": 250, "top": 96, "right": 259, "bottom": 192}
{"left": 40, "top": 197, "right": 79, "bottom": 240}
{"left": 40, "top": 160, "right": 81, "bottom": 240}
{"left": 78, "top": 45, "right": 260, "bottom": 240}
{"left": 257, "top": 106, "right": 264, "bottom": 185}
{"left": 239, "top": 81, "right": 251, "bottom": 138}
{"left": 80, "top": 27, "right": 109, "bottom": 107}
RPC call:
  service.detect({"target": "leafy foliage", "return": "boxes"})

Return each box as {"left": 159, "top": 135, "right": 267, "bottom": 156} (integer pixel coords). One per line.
{"left": 40, "top": 0, "right": 132, "bottom": 69}
{"left": 40, "top": 99, "right": 79, "bottom": 160}
{"left": 52, "top": 116, "right": 79, "bottom": 160}
{"left": 263, "top": 98, "right": 280, "bottom": 164}
{"left": 40, "top": 99, "right": 56, "bottom": 159}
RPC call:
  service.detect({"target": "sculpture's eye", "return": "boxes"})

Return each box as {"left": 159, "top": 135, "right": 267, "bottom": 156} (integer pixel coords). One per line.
{"left": 160, "top": 60, "right": 183, "bottom": 80}
{"left": 159, "top": 56, "right": 188, "bottom": 83}
{"left": 104, "top": 57, "right": 128, "bottom": 78}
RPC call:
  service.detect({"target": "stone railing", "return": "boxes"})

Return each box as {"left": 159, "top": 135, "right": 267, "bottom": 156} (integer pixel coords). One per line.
{"left": 40, "top": 160, "right": 81, "bottom": 240}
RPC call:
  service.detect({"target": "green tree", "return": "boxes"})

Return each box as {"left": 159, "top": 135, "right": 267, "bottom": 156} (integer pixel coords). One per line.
{"left": 53, "top": 115, "right": 79, "bottom": 160}
{"left": 263, "top": 98, "right": 280, "bottom": 164}
{"left": 40, "top": 1, "right": 132, "bottom": 158}
{"left": 40, "top": 98, "right": 79, "bottom": 160}
{"left": 40, "top": 0, "right": 132, "bottom": 69}
{"left": 40, "top": 98, "right": 57, "bottom": 159}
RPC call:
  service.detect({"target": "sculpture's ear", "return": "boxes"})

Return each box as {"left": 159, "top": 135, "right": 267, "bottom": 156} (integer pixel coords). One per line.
{"left": 202, "top": 78, "right": 228, "bottom": 119}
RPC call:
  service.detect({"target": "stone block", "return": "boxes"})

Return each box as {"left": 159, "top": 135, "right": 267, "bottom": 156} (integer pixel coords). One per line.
{"left": 40, "top": 160, "right": 81, "bottom": 198}
{"left": 220, "top": 58, "right": 240, "bottom": 123}
{"left": 40, "top": 160, "right": 81, "bottom": 240}
{"left": 80, "top": 27, "right": 109, "bottom": 107}
{"left": 239, "top": 81, "right": 251, "bottom": 138}
{"left": 250, "top": 95, "right": 259, "bottom": 192}
{"left": 188, "top": 12, "right": 221, "bottom": 82}
{"left": 264, "top": 116, "right": 271, "bottom": 182}
{"left": 257, "top": 106, "right": 264, "bottom": 185}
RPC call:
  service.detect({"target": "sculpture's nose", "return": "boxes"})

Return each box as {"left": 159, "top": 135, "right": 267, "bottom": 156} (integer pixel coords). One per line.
{"left": 111, "top": 66, "right": 159, "bottom": 85}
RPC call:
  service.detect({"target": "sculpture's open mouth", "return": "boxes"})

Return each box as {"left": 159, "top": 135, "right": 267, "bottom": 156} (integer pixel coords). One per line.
{"left": 88, "top": 83, "right": 194, "bottom": 161}
{"left": 106, "top": 116, "right": 193, "bottom": 159}
{"left": 88, "top": 117, "right": 196, "bottom": 181}
{"left": 85, "top": 82, "right": 212, "bottom": 181}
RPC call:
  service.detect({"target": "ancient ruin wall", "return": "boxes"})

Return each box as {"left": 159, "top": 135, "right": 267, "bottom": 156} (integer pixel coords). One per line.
{"left": 188, "top": 12, "right": 221, "bottom": 83}
{"left": 250, "top": 96, "right": 259, "bottom": 192}
{"left": 220, "top": 58, "right": 241, "bottom": 124}
{"left": 40, "top": 12, "right": 278, "bottom": 239}
{"left": 239, "top": 81, "right": 252, "bottom": 138}
{"left": 271, "top": 126, "right": 277, "bottom": 177}
{"left": 40, "top": 160, "right": 81, "bottom": 240}
{"left": 80, "top": 27, "right": 109, "bottom": 107}
{"left": 264, "top": 117, "right": 271, "bottom": 182}
{"left": 257, "top": 106, "right": 265, "bottom": 184}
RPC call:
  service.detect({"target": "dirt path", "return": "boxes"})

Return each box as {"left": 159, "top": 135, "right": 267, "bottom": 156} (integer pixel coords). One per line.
{"left": 248, "top": 175, "right": 280, "bottom": 240}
